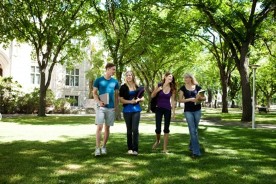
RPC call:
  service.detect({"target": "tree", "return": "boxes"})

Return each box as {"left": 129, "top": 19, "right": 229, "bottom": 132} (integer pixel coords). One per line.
{"left": 90, "top": 0, "right": 152, "bottom": 83}
{"left": 0, "top": 0, "right": 92, "bottom": 116}
{"left": 256, "top": 61, "right": 276, "bottom": 107}
{"left": 186, "top": 0, "right": 276, "bottom": 121}
{"left": 196, "top": 29, "right": 236, "bottom": 112}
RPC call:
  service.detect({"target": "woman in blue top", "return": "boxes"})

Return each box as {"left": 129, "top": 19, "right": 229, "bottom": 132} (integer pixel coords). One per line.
{"left": 119, "top": 71, "right": 144, "bottom": 156}
{"left": 151, "top": 72, "right": 176, "bottom": 153}
{"left": 178, "top": 73, "right": 206, "bottom": 158}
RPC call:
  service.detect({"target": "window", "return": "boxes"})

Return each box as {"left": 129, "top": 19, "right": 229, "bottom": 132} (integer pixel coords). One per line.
{"left": 65, "top": 95, "right": 79, "bottom": 106}
{"left": 66, "top": 68, "right": 79, "bottom": 86}
{"left": 31, "top": 66, "right": 40, "bottom": 85}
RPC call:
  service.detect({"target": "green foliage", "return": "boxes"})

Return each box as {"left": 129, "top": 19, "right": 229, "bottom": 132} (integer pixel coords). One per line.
{"left": 0, "top": 0, "right": 94, "bottom": 116}
{"left": 0, "top": 77, "right": 56, "bottom": 114}
{"left": 256, "top": 60, "right": 276, "bottom": 106}
{"left": 53, "top": 98, "right": 71, "bottom": 114}
{"left": 0, "top": 77, "right": 22, "bottom": 113}
{"left": 16, "top": 88, "right": 55, "bottom": 114}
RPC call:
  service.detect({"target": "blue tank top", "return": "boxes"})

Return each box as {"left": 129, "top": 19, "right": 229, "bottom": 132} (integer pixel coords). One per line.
{"left": 123, "top": 91, "right": 142, "bottom": 113}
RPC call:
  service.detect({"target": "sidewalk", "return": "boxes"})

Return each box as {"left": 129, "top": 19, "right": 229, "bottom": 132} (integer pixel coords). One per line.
{"left": 1, "top": 109, "right": 275, "bottom": 143}
{"left": 0, "top": 120, "right": 189, "bottom": 143}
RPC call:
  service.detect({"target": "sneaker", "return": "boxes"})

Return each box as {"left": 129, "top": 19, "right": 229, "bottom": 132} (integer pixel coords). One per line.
{"left": 95, "top": 148, "right": 101, "bottom": 156}
{"left": 127, "top": 150, "right": 133, "bottom": 154}
{"left": 101, "top": 146, "right": 107, "bottom": 155}
{"left": 132, "top": 151, "right": 138, "bottom": 156}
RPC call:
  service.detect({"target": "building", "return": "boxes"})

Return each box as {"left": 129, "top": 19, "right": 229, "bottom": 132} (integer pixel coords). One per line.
{"left": 0, "top": 41, "right": 93, "bottom": 111}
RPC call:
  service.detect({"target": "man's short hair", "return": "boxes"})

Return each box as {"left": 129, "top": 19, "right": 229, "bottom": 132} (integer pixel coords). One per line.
{"left": 105, "top": 63, "right": 116, "bottom": 70}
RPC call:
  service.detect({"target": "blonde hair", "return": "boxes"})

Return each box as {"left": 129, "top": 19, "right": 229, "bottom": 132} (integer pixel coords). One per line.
{"left": 125, "top": 71, "right": 138, "bottom": 89}
{"left": 184, "top": 73, "right": 198, "bottom": 85}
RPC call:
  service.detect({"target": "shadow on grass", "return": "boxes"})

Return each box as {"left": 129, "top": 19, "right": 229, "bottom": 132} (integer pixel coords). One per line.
{"left": 1, "top": 126, "right": 275, "bottom": 184}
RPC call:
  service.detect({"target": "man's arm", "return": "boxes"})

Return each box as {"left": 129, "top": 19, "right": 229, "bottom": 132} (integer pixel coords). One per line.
{"left": 93, "top": 87, "right": 105, "bottom": 107}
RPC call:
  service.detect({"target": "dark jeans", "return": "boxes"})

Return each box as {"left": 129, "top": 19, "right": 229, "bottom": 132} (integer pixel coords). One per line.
{"left": 155, "top": 107, "right": 171, "bottom": 134}
{"left": 123, "top": 112, "right": 140, "bottom": 152}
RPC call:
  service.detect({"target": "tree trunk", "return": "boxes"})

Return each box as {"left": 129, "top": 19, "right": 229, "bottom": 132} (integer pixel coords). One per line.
{"left": 220, "top": 72, "right": 229, "bottom": 113}
{"left": 115, "top": 67, "right": 122, "bottom": 121}
{"left": 238, "top": 56, "right": 252, "bottom": 122}
{"left": 38, "top": 71, "right": 47, "bottom": 117}
{"left": 266, "top": 96, "right": 271, "bottom": 108}
{"left": 207, "top": 88, "right": 212, "bottom": 107}
{"left": 221, "top": 83, "right": 228, "bottom": 113}
{"left": 231, "top": 100, "right": 236, "bottom": 108}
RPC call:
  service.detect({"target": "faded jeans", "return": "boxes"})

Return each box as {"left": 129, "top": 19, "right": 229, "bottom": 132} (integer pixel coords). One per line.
{"left": 123, "top": 112, "right": 140, "bottom": 152}
{"left": 184, "top": 110, "right": 202, "bottom": 156}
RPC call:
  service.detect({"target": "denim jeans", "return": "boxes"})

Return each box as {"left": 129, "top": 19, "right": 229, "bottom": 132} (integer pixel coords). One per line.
{"left": 155, "top": 107, "right": 171, "bottom": 134}
{"left": 123, "top": 112, "right": 140, "bottom": 152}
{"left": 184, "top": 110, "right": 202, "bottom": 156}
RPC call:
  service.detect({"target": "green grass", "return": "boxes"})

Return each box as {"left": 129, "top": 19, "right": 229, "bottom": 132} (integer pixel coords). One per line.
{"left": 1, "top": 115, "right": 95, "bottom": 125}
{"left": 0, "top": 110, "right": 276, "bottom": 184}
{"left": 202, "top": 108, "right": 276, "bottom": 125}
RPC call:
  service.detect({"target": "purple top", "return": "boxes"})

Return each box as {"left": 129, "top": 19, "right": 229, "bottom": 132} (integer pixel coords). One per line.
{"left": 157, "top": 91, "right": 172, "bottom": 110}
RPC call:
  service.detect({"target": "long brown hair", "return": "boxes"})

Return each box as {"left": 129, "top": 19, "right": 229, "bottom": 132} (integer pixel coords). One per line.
{"left": 162, "top": 72, "right": 177, "bottom": 94}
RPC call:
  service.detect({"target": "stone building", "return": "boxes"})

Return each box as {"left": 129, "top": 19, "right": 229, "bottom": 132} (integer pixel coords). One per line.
{"left": 0, "top": 41, "right": 93, "bottom": 111}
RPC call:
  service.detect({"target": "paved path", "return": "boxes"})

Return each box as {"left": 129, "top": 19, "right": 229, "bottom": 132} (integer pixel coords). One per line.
{"left": 1, "top": 110, "right": 275, "bottom": 143}
{"left": 0, "top": 121, "right": 189, "bottom": 143}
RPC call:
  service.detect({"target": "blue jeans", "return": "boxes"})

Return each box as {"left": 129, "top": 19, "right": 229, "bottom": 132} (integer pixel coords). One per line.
{"left": 184, "top": 110, "right": 201, "bottom": 156}
{"left": 123, "top": 112, "right": 140, "bottom": 152}
{"left": 155, "top": 107, "right": 171, "bottom": 134}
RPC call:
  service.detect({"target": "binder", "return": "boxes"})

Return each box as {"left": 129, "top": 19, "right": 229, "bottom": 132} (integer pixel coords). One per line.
{"left": 99, "top": 93, "right": 109, "bottom": 104}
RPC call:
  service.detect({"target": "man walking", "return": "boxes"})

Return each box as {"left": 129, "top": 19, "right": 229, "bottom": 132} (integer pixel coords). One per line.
{"left": 93, "top": 63, "right": 119, "bottom": 156}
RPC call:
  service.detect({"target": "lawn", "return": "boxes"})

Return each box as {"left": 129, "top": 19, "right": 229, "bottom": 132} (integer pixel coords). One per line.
{"left": 0, "top": 108, "right": 275, "bottom": 184}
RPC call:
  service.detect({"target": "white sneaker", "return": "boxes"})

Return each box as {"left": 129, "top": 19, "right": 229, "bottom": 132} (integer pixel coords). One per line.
{"left": 127, "top": 150, "right": 133, "bottom": 154}
{"left": 133, "top": 151, "right": 138, "bottom": 156}
{"left": 95, "top": 148, "right": 101, "bottom": 156}
{"left": 101, "top": 146, "right": 107, "bottom": 155}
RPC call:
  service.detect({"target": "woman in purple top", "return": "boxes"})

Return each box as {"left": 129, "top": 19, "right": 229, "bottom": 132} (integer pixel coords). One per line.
{"left": 178, "top": 73, "right": 206, "bottom": 158}
{"left": 151, "top": 72, "right": 176, "bottom": 153}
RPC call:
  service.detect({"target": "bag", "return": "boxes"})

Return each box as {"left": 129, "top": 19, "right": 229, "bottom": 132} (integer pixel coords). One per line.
{"left": 150, "top": 96, "right": 158, "bottom": 113}
{"left": 150, "top": 83, "right": 162, "bottom": 113}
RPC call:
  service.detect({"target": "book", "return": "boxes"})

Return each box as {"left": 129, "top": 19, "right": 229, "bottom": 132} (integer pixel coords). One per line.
{"left": 195, "top": 90, "right": 205, "bottom": 105}
{"left": 136, "top": 86, "right": 145, "bottom": 99}
{"left": 99, "top": 93, "right": 109, "bottom": 105}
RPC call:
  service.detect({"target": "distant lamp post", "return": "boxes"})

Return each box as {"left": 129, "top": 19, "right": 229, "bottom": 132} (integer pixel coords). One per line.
{"left": 249, "top": 64, "right": 260, "bottom": 129}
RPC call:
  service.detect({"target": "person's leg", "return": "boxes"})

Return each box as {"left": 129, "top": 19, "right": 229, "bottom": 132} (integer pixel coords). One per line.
{"left": 100, "top": 108, "right": 115, "bottom": 155}
{"left": 153, "top": 108, "right": 162, "bottom": 149}
{"left": 95, "top": 107, "right": 105, "bottom": 156}
{"left": 96, "top": 124, "right": 103, "bottom": 148}
{"left": 163, "top": 109, "right": 171, "bottom": 152}
{"left": 194, "top": 110, "right": 202, "bottom": 129}
{"left": 123, "top": 112, "right": 133, "bottom": 151}
{"left": 193, "top": 110, "right": 202, "bottom": 155}
{"left": 185, "top": 111, "right": 201, "bottom": 156}
{"left": 132, "top": 112, "right": 140, "bottom": 152}
{"left": 163, "top": 133, "right": 169, "bottom": 153}
{"left": 103, "top": 125, "right": 110, "bottom": 147}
